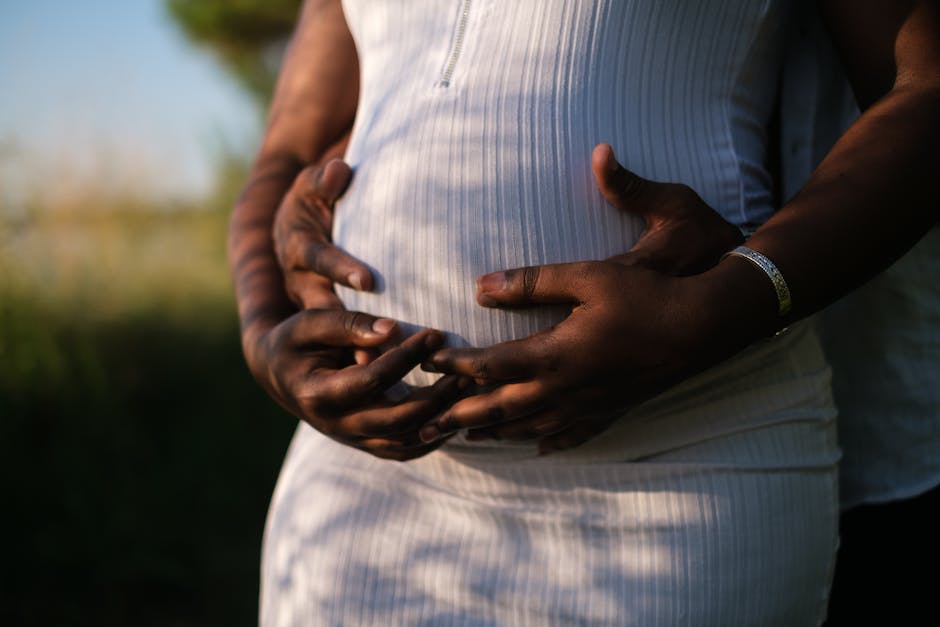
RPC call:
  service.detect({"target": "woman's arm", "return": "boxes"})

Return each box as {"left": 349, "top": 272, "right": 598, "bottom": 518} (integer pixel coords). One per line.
{"left": 230, "top": 0, "right": 460, "bottom": 460}
{"left": 230, "top": 0, "right": 358, "bottom": 346}
{"left": 420, "top": 0, "right": 940, "bottom": 452}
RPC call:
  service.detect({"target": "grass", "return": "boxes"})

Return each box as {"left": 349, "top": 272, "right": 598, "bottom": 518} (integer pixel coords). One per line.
{"left": 0, "top": 165, "right": 296, "bottom": 626}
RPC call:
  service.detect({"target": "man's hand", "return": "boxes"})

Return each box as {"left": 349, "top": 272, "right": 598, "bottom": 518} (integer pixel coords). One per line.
{"left": 416, "top": 143, "right": 745, "bottom": 453}
{"left": 247, "top": 313, "right": 465, "bottom": 461}
{"left": 591, "top": 143, "right": 743, "bottom": 276}
{"left": 273, "top": 158, "right": 375, "bottom": 309}
{"left": 418, "top": 261, "right": 721, "bottom": 454}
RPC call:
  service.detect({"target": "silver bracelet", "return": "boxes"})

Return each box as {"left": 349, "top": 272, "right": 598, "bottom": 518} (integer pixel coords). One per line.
{"left": 721, "top": 245, "right": 792, "bottom": 317}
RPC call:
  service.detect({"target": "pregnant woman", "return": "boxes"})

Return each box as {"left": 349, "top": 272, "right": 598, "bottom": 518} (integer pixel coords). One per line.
{"left": 229, "top": 1, "right": 940, "bottom": 624}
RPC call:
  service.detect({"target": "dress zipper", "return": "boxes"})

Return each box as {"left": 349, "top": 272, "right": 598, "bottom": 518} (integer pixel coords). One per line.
{"left": 439, "top": 0, "right": 473, "bottom": 87}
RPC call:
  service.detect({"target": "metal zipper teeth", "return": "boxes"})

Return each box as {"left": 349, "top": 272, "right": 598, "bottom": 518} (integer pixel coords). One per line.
{"left": 439, "top": 0, "right": 472, "bottom": 87}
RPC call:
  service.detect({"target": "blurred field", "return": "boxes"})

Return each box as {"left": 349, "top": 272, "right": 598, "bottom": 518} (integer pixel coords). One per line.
{"left": 0, "top": 159, "right": 296, "bottom": 626}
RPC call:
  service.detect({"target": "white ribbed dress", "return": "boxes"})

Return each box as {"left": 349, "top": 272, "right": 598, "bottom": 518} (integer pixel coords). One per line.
{"left": 261, "top": 1, "right": 840, "bottom": 625}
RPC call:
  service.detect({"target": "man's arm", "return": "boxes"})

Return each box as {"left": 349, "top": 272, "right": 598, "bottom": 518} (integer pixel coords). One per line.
{"left": 703, "top": 0, "right": 940, "bottom": 341}
{"left": 420, "top": 1, "right": 940, "bottom": 452}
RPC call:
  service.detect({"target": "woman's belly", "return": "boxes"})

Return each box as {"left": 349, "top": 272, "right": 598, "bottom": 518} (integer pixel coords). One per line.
{"left": 334, "top": 93, "right": 645, "bottom": 361}
{"left": 334, "top": 0, "right": 789, "bottom": 386}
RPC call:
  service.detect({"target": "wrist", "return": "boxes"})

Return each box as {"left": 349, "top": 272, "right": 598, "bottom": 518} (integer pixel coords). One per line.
{"left": 684, "top": 254, "right": 787, "bottom": 362}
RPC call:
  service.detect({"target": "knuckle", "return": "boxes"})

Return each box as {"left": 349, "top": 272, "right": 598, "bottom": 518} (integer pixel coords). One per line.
{"left": 521, "top": 265, "right": 540, "bottom": 300}
{"left": 298, "top": 387, "right": 328, "bottom": 417}
{"left": 618, "top": 171, "right": 646, "bottom": 201}
{"left": 307, "top": 242, "right": 337, "bottom": 276}
{"left": 357, "top": 368, "right": 384, "bottom": 395}
{"left": 470, "top": 356, "right": 491, "bottom": 381}
{"left": 572, "top": 261, "right": 598, "bottom": 283}
{"left": 285, "top": 233, "right": 312, "bottom": 271}
{"left": 343, "top": 311, "right": 368, "bottom": 338}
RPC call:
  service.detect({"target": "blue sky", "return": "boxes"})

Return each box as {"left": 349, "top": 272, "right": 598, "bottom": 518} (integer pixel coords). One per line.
{"left": 0, "top": 0, "right": 261, "bottom": 202}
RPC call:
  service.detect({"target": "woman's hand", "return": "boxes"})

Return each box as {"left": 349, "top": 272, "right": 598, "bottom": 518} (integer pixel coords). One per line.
{"left": 273, "top": 158, "right": 376, "bottom": 309}
{"left": 247, "top": 162, "right": 464, "bottom": 461}
{"left": 229, "top": 0, "right": 464, "bottom": 460}
{"left": 247, "top": 313, "right": 464, "bottom": 461}
{"left": 418, "top": 261, "right": 723, "bottom": 454}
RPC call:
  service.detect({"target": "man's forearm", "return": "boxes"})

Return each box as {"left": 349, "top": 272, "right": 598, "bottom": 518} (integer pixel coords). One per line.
{"left": 696, "top": 2, "right": 940, "bottom": 355}
{"left": 753, "top": 84, "right": 940, "bottom": 315}
{"left": 701, "top": 85, "right": 940, "bottom": 354}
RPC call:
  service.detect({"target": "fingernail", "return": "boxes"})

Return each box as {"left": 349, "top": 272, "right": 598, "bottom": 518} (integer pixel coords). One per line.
{"left": 372, "top": 318, "right": 396, "bottom": 335}
{"left": 606, "top": 146, "right": 619, "bottom": 172}
{"left": 419, "top": 424, "right": 441, "bottom": 443}
{"left": 348, "top": 272, "right": 364, "bottom": 291}
{"left": 477, "top": 272, "right": 507, "bottom": 294}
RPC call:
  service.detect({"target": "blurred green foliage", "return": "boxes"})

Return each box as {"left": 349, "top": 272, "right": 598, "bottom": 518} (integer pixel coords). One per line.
{"left": 165, "top": 0, "right": 303, "bottom": 104}
{"left": 0, "top": 2, "right": 308, "bottom": 618}
{"left": 0, "top": 164, "right": 298, "bottom": 624}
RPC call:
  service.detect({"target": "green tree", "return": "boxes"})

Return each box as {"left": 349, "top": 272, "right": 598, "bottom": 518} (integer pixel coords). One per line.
{"left": 165, "top": 0, "right": 303, "bottom": 104}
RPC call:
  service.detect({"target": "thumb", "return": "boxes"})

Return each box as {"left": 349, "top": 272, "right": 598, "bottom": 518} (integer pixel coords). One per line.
{"left": 476, "top": 262, "right": 594, "bottom": 308}
{"left": 317, "top": 158, "right": 354, "bottom": 201}
{"left": 290, "top": 309, "right": 400, "bottom": 347}
{"left": 591, "top": 143, "right": 655, "bottom": 218}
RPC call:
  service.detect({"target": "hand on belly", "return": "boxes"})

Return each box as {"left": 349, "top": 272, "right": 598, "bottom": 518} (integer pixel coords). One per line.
{"left": 273, "top": 145, "right": 741, "bottom": 457}
{"left": 415, "top": 145, "right": 744, "bottom": 454}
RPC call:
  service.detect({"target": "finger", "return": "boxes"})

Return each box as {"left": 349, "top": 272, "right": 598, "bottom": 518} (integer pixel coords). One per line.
{"left": 419, "top": 381, "right": 547, "bottom": 442}
{"left": 301, "top": 240, "right": 375, "bottom": 292}
{"left": 289, "top": 309, "right": 400, "bottom": 348}
{"left": 285, "top": 271, "right": 345, "bottom": 310}
{"left": 344, "top": 374, "right": 468, "bottom": 437}
{"left": 287, "top": 160, "right": 373, "bottom": 291}
{"left": 353, "top": 347, "right": 380, "bottom": 366}
{"left": 475, "top": 261, "right": 600, "bottom": 308}
{"left": 466, "top": 407, "right": 569, "bottom": 442}
{"left": 295, "top": 159, "right": 352, "bottom": 206}
{"left": 425, "top": 338, "right": 550, "bottom": 383}
{"left": 309, "top": 329, "right": 445, "bottom": 408}
{"left": 591, "top": 143, "right": 654, "bottom": 216}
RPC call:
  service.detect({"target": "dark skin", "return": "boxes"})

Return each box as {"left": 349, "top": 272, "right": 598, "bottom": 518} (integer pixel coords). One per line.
{"left": 229, "top": 0, "right": 462, "bottom": 461}
{"left": 235, "top": 0, "right": 940, "bottom": 457}
{"left": 421, "top": 0, "right": 940, "bottom": 451}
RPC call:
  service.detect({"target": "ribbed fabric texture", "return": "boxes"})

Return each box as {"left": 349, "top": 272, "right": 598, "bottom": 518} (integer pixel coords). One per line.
{"left": 778, "top": 4, "right": 940, "bottom": 510}
{"left": 261, "top": 1, "right": 840, "bottom": 624}
{"left": 821, "top": 228, "right": 940, "bottom": 508}
{"left": 334, "top": 0, "right": 790, "bottom": 361}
